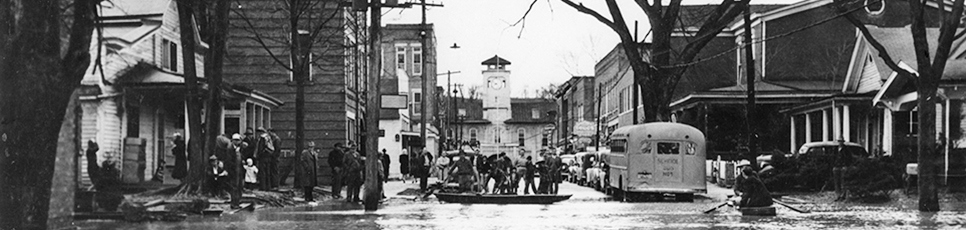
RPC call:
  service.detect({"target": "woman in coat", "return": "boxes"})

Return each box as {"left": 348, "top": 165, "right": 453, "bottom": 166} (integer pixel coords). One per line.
{"left": 399, "top": 149, "right": 410, "bottom": 183}
{"left": 295, "top": 141, "right": 319, "bottom": 202}
{"left": 172, "top": 134, "right": 187, "bottom": 180}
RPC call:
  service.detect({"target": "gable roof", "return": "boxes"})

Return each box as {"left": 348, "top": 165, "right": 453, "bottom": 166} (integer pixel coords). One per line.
{"left": 863, "top": 25, "right": 966, "bottom": 80}
{"left": 676, "top": 4, "right": 788, "bottom": 29}
{"left": 482, "top": 55, "right": 511, "bottom": 65}
{"left": 100, "top": 0, "right": 170, "bottom": 17}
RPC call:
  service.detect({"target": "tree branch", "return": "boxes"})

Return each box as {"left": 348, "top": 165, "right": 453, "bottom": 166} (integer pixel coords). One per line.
{"left": 931, "top": 0, "right": 964, "bottom": 71}
{"left": 230, "top": 7, "right": 293, "bottom": 72}
{"left": 560, "top": 0, "right": 618, "bottom": 31}
{"left": 675, "top": 0, "right": 743, "bottom": 68}
{"left": 841, "top": 13, "right": 910, "bottom": 76}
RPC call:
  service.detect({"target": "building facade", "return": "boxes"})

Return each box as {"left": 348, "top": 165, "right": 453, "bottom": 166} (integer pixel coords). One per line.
{"left": 225, "top": 0, "right": 367, "bottom": 183}
{"left": 449, "top": 56, "right": 556, "bottom": 161}
{"left": 78, "top": 0, "right": 281, "bottom": 185}
{"left": 554, "top": 76, "right": 597, "bottom": 151}
{"left": 376, "top": 24, "right": 439, "bottom": 179}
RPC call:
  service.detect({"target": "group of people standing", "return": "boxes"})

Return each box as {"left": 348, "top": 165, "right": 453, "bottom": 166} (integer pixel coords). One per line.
{"left": 167, "top": 127, "right": 282, "bottom": 208}
{"left": 439, "top": 148, "right": 567, "bottom": 195}
{"left": 398, "top": 146, "right": 435, "bottom": 191}
{"left": 327, "top": 141, "right": 394, "bottom": 203}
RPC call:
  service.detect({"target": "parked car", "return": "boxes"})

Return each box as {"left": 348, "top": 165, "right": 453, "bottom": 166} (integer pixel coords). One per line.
{"left": 758, "top": 141, "right": 870, "bottom": 168}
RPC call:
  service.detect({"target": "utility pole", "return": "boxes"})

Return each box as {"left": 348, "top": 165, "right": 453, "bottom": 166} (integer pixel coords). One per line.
{"left": 440, "top": 70, "right": 460, "bottom": 150}
{"left": 632, "top": 21, "right": 639, "bottom": 125}
{"left": 419, "top": 0, "right": 429, "bottom": 149}
{"left": 596, "top": 83, "right": 602, "bottom": 150}
{"left": 363, "top": 0, "right": 382, "bottom": 211}
{"left": 743, "top": 7, "right": 759, "bottom": 169}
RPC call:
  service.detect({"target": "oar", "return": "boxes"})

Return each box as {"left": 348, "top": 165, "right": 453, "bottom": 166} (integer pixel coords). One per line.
{"left": 703, "top": 202, "right": 730, "bottom": 214}
{"left": 773, "top": 199, "right": 810, "bottom": 213}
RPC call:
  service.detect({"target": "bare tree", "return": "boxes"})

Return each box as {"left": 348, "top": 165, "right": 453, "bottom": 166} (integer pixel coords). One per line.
{"left": 175, "top": 0, "right": 208, "bottom": 195}
{"left": 834, "top": 0, "right": 964, "bottom": 211}
{"left": 549, "top": 0, "right": 752, "bottom": 122}
{"left": 537, "top": 83, "right": 559, "bottom": 100}
{"left": 0, "top": 0, "right": 100, "bottom": 228}
{"left": 231, "top": 0, "right": 356, "bottom": 164}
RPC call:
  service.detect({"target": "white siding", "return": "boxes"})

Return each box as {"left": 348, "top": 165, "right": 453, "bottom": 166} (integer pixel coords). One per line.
{"left": 856, "top": 56, "right": 883, "bottom": 94}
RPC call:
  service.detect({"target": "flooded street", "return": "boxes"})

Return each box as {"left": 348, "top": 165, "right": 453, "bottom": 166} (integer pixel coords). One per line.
{"left": 73, "top": 182, "right": 966, "bottom": 229}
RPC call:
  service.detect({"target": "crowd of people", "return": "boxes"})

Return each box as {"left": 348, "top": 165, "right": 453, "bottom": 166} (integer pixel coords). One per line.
{"left": 167, "top": 127, "right": 287, "bottom": 208}
{"left": 433, "top": 148, "right": 568, "bottom": 195}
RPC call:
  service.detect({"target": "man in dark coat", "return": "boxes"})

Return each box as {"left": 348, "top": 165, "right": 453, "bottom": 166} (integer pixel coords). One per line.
{"left": 546, "top": 152, "right": 563, "bottom": 194}
{"left": 343, "top": 144, "right": 364, "bottom": 203}
{"left": 327, "top": 142, "right": 345, "bottom": 199}
{"left": 296, "top": 141, "right": 319, "bottom": 203}
{"left": 381, "top": 149, "right": 391, "bottom": 182}
{"left": 228, "top": 134, "right": 246, "bottom": 208}
{"left": 254, "top": 128, "right": 275, "bottom": 190}
{"left": 736, "top": 167, "right": 773, "bottom": 207}
{"left": 411, "top": 145, "right": 433, "bottom": 191}
{"left": 268, "top": 128, "right": 283, "bottom": 187}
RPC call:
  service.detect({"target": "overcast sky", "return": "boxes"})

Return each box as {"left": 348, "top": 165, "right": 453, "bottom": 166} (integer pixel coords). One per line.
{"left": 383, "top": 0, "right": 800, "bottom": 97}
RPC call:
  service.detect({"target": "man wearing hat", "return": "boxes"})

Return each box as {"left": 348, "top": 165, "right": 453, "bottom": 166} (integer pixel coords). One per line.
{"left": 229, "top": 134, "right": 246, "bottom": 208}
{"left": 254, "top": 127, "right": 276, "bottom": 190}
{"left": 733, "top": 159, "right": 752, "bottom": 197}
{"left": 296, "top": 141, "right": 319, "bottom": 204}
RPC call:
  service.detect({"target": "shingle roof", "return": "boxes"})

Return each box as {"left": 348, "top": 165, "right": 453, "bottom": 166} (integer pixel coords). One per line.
{"left": 865, "top": 25, "right": 966, "bottom": 80}
{"left": 481, "top": 55, "right": 511, "bottom": 65}
{"left": 100, "top": 0, "right": 170, "bottom": 17}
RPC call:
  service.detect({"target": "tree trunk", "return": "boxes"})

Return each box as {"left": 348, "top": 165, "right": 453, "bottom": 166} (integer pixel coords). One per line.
{"left": 203, "top": 0, "right": 232, "bottom": 195}
{"left": 364, "top": 0, "right": 383, "bottom": 211}
{"left": 0, "top": 0, "right": 97, "bottom": 228}
{"left": 176, "top": 0, "right": 208, "bottom": 194}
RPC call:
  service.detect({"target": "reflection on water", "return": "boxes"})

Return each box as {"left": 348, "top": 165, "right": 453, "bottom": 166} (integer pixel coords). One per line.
{"left": 73, "top": 199, "right": 966, "bottom": 230}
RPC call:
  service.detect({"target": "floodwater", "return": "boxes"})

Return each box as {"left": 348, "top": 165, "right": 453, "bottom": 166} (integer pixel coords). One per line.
{"left": 73, "top": 196, "right": 966, "bottom": 229}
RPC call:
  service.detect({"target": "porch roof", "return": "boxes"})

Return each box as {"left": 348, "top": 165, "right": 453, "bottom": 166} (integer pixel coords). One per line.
{"left": 670, "top": 80, "right": 839, "bottom": 110}
{"left": 780, "top": 93, "right": 876, "bottom": 115}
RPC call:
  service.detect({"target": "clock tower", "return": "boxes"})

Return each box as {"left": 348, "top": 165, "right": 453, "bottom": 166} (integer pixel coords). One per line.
{"left": 482, "top": 55, "right": 511, "bottom": 123}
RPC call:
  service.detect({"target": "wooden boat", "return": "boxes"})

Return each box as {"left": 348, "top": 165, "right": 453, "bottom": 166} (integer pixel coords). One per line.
{"left": 738, "top": 206, "right": 777, "bottom": 216}
{"left": 434, "top": 193, "right": 572, "bottom": 204}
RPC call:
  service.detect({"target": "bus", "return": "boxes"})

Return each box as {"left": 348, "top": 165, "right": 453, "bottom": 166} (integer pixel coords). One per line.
{"left": 602, "top": 122, "right": 706, "bottom": 202}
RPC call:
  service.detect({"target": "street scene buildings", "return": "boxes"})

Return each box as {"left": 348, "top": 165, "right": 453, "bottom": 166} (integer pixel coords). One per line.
{"left": 5, "top": 0, "right": 966, "bottom": 229}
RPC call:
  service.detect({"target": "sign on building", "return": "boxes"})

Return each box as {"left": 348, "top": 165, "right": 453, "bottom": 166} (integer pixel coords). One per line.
{"left": 573, "top": 121, "right": 595, "bottom": 137}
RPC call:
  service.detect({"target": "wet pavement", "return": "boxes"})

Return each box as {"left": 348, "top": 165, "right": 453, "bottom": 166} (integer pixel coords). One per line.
{"left": 72, "top": 180, "right": 966, "bottom": 229}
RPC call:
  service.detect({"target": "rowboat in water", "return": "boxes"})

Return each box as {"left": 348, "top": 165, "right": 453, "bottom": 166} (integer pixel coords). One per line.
{"left": 434, "top": 193, "right": 572, "bottom": 204}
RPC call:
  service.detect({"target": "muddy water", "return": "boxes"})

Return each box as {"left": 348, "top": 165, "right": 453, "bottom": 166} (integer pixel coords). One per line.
{"left": 73, "top": 197, "right": 966, "bottom": 229}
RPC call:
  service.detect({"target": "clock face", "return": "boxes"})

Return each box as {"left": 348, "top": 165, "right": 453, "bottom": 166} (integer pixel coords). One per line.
{"left": 489, "top": 79, "right": 505, "bottom": 89}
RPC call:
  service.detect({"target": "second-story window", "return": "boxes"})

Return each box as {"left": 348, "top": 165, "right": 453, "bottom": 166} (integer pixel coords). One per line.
{"left": 161, "top": 38, "right": 178, "bottom": 72}
{"left": 413, "top": 46, "right": 422, "bottom": 75}
{"left": 531, "top": 108, "right": 540, "bottom": 119}
{"left": 396, "top": 46, "right": 406, "bottom": 70}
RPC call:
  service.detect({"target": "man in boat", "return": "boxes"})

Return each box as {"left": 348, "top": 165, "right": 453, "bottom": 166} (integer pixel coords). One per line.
{"left": 734, "top": 167, "right": 773, "bottom": 208}
{"left": 546, "top": 151, "right": 563, "bottom": 194}
{"left": 511, "top": 150, "right": 528, "bottom": 194}
{"left": 523, "top": 156, "right": 537, "bottom": 194}
{"left": 491, "top": 152, "right": 511, "bottom": 194}
{"left": 448, "top": 150, "right": 478, "bottom": 193}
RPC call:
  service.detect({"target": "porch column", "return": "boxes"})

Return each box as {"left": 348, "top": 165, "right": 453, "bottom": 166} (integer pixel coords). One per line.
{"left": 843, "top": 105, "right": 851, "bottom": 142}
{"left": 833, "top": 106, "right": 842, "bottom": 141}
{"left": 883, "top": 109, "right": 893, "bottom": 156}
{"left": 805, "top": 112, "right": 813, "bottom": 142}
{"left": 790, "top": 115, "right": 797, "bottom": 153}
{"left": 823, "top": 109, "right": 830, "bottom": 141}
